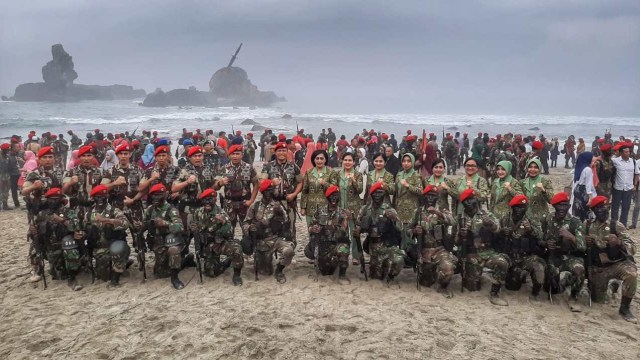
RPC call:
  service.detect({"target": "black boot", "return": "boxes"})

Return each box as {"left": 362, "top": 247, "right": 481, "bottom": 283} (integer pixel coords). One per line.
{"left": 232, "top": 267, "right": 243, "bottom": 286}
{"left": 531, "top": 282, "right": 542, "bottom": 297}
{"left": 171, "top": 269, "right": 185, "bottom": 290}
{"left": 110, "top": 272, "right": 121, "bottom": 286}
{"left": 67, "top": 275, "right": 83, "bottom": 291}
{"left": 2, "top": 201, "right": 12, "bottom": 210}
{"left": 275, "top": 264, "right": 286, "bottom": 284}
{"left": 181, "top": 253, "right": 196, "bottom": 269}
{"left": 338, "top": 266, "right": 350, "bottom": 284}
{"left": 619, "top": 296, "right": 638, "bottom": 323}
{"left": 489, "top": 284, "right": 508, "bottom": 306}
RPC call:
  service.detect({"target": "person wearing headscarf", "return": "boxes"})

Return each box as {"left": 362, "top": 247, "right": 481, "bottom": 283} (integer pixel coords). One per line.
{"left": 300, "top": 140, "right": 316, "bottom": 174}
{"left": 449, "top": 158, "right": 490, "bottom": 216}
{"left": 67, "top": 150, "right": 79, "bottom": 171}
{"left": 100, "top": 149, "right": 117, "bottom": 171}
{"left": 489, "top": 160, "right": 524, "bottom": 219}
{"left": 18, "top": 151, "right": 38, "bottom": 187}
{"left": 571, "top": 152, "right": 596, "bottom": 221}
{"left": 520, "top": 158, "right": 553, "bottom": 223}
{"left": 394, "top": 153, "right": 424, "bottom": 250}
{"left": 138, "top": 144, "right": 156, "bottom": 171}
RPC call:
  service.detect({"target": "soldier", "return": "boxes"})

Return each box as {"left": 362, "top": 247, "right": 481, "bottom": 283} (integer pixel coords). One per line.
{"left": 84, "top": 185, "right": 130, "bottom": 286}
{"left": 62, "top": 145, "right": 106, "bottom": 220}
{"left": 595, "top": 143, "right": 615, "bottom": 199}
{"left": 103, "top": 143, "right": 144, "bottom": 231}
{"left": 31, "top": 188, "right": 84, "bottom": 290}
{"left": 584, "top": 196, "right": 637, "bottom": 323}
{"left": 306, "top": 185, "right": 351, "bottom": 283}
{"left": 191, "top": 188, "right": 244, "bottom": 286}
{"left": 517, "top": 140, "right": 542, "bottom": 180}
{"left": 214, "top": 144, "right": 259, "bottom": 232}
{"left": 399, "top": 134, "right": 419, "bottom": 161}
{"left": 141, "top": 184, "right": 186, "bottom": 289}
{"left": 498, "top": 195, "right": 546, "bottom": 298}
{"left": 242, "top": 180, "right": 294, "bottom": 283}
{"left": 457, "top": 188, "right": 509, "bottom": 306}
{"left": 0, "top": 143, "right": 10, "bottom": 210}
{"left": 410, "top": 185, "right": 457, "bottom": 297}
{"left": 260, "top": 142, "right": 303, "bottom": 239}
{"left": 353, "top": 183, "right": 404, "bottom": 283}
{"left": 137, "top": 145, "right": 180, "bottom": 197}
{"left": 542, "top": 192, "right": 588, "bottom": 312}
{"left": 53, "top": 134, "right": 69, "bottom": 168}
{"left": 443, "top": 135, "right": 458, "bottom": 175}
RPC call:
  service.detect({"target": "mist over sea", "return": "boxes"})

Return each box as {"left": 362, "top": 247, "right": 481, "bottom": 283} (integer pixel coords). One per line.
{"left": 1, "top": 100, "right": 639, "bottom": 145}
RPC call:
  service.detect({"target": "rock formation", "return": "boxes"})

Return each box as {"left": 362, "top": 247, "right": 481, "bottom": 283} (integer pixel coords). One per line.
{"left": 11, "top": 44, "right": 145, "bottom": 102}
{"left": 141, "top": 87, "right": 217, "bottom": 107}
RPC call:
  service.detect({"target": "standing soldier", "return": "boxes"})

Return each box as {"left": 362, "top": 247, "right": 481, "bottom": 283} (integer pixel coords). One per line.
{"left": 53, "top": 134, "right": 69, "bottom": 168}
{"left": 409, "top": 185, "right": 458, "bottom": 297}
{"left": 353, "top": 183, "right": 404, "bottom": 283}
{"left": 306, "top": 185, "right": 351, "bottom": 283}
{"left": 62, "top": 145, "right": 106, "bottom": 220}
{"left": 443, "top": 135, "right": 458, "bottom": 175}
{"left": 457, "top": 189, "right": 508, "bottom": 306}
{"left": 84, "top": 185, "right": 130, "bottom": 286}
{"left": 260, "top": 142, "right": 303, "bottom": 239}
{"left": 137, "top": 145, "right": 180, "bottom": 198}
{"left": 242, "top": 180, "right": 294, "bottom": 283}
{"left": 594, "top": 143, "right": 614, "bottom": 199}
{"left": 0, "top": 143, "right": 11, "bottom": 210}
{"left": 542, "top": 192, "right": 588, "bottom": 312}
{"left": 214, "top": 144, "right": 259, "bottom": 232}
{"left": 191, "top": 188, "right": 244, "bottom": 285}
{"left": 243, "top": 133, "right": 257, "bottom": 164}
{"left": 103, "top": 143, "right": 144, "bottom": 231}
{"left": 141, "top": 184, "right": 186, "bottom": 289}
{"left": 584, "top": 196, "right": 637, "bottom": 323}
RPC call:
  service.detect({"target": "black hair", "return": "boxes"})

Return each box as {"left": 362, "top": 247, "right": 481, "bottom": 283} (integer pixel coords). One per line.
{"left": 341, "top": 151, "right": 355, "bottom": 161}
{"left": 311, "top": 149, "right": 329, "bottom": 166}
{"left": 431, "top": 158, "right": 446, "bottom": 169}
{"left": 371, "top": 152, "right": 386, "bottom": 162}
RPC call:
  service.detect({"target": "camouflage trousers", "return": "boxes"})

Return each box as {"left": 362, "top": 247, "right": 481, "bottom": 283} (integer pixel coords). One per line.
{"left": 94, "top": 244, "right": 131, "bottom": 282}
{"left": 445, "top": 157, "right": 457, "bottom": 175}
{"left": 589, "top": 260, "right": 637, "bottom": 303}
{"left": 255, "top": 236, "right": 294, "bottom": 275}
{"left": 316, "top": 241, "right": 350, "bottom": 276}
{"left": 418, "top": 246, "right": 457, "bottom": 287}
{"left": 546, "top": 255, "right": 584, "bottom": 294}
{"left": 46, "top": 246, "right": 82, "bottom": 279}
{"left": 464, "top": 250, "right": 511, "bottom": 291}
{"left": 369, "top": 241, "right": 405, "bottom": 279}
{"left": 0, "top": 173, "right": 9, "bottom": 203}
{"left": 153, "top": 244, "right": 184, "bottom": 278}
{"left": 511, "top": 254, "right": 546, "bottom": 287}
{"left": 224, "top": 199, "right": 249, "bottom": 230}
{"left": 203, "top": 240, "right": 244, "bottom": 278}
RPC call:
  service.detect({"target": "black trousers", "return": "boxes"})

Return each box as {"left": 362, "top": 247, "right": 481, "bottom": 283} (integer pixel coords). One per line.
{"left": 9, "top": 174, "right": 20, "bottom": 205}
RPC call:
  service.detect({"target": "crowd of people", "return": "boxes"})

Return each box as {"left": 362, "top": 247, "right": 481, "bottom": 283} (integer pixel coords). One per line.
{"left": 0, "top": 125, "right": 638, "bottom": 324}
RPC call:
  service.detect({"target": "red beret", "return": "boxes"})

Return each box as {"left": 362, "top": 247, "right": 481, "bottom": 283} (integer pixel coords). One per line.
{"left": 406, "top": 135, "right": 417, "bottom": 142}
{"left": 381, "top": 133, "right": 389, "bottom": 140}
{"left": 460, "top": 188, "right": 475, "bottom": 202}
{"left": 358, "top": 137, "right": 366, "bottom": 143}
{"left": 154, "top": 145, "right": 169, "bottom": 156}
{"left": 228, "top": 144, "right": 243, "bottom": 154}
{"left": 613, "top": 143, "right": 623, "bottom": 152}
{"left": 78, "top": 145, "right": 93, "bottom": 157}
{"left": 589, "top": 196, "right": 608, "bottom": 208}
{"left": 90, "top": 185, "right": 109, "bottom": 197}
{"left": 44, "top": 187, "right": 63, "bottom": 198}
{"left": 422, "top": 184, "right": 436, "bottom": 195}
{"left": 131, "top": 140, "right": 140, "bottom": 146}
{"left": 115, "top": 144, "right": 131, "bottom": 154}
{"left": 599, "top": 144, "right": 612, "bottom": 152}
{"left": 369, "top": 181, "right": 384, "bottom": 195}
{"left": 51, "top": 134, "right": 57, "bottom": 139}
{"left": 199, "top": 188, "right": 217, "bottom": 199}
{"left": 278, "top": 134, "right": 287, "bottom": 141}
{"left": 509, "top": 194, "right": 529, "bottom": 207}
{"left": 149, "top": 184, "right": 167, "bottom": 195}
{"left": 37, "top": 146, "right": 54, "bottom": 158}
{"left": 187, "top": 146, "right": 203, "bottom": 157}
{"left": 274, "top": 142, "right": 288, "bottom": 151}
{"left": 366, "top": 140, "right": 376, "bottom": 146}
{"left": 597, "top": 138, "right": 605, "bottom": 144}
{"left": 532, "top": 141, "right": 544, "bottom": 150}
{"left": 550, "top": 192, "right": 570, "bottom": 205}
{"left": 0, "top": 143, "right": 10, "bottom": 151}
{"left": 247, "top": 133, "right": 253, "bottom": 137}
{"left": 325, "top": 185, "right": 339, "bottom": 198}
{"left": 259, "top": 179, "right": 273, "bottom": 192}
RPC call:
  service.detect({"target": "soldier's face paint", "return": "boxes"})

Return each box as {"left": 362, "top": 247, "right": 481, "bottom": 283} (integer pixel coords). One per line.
{"left": 554, "top": 202, "right": 570, "bottom": 220}
{"left": 527, "top": 163, "right": 540, "bottom": 177}
{"left": 462, "top": 198, "right": 478, "bottom": 216}
{"left": 496, "top": 166, "right": 507, "bottom": 179}
{"left": 511, "top": 205, "right": 527, "bottom": 220}
{"left": 39, "top": 154, "right": 55, "bottom": 168}
{"left": 424, "top": 192, "right": 438, "bottom": 207}
{"left": 593, "top": 204, "right": 609, "bottom": 222}
{"left": 150, "top": 193, "right": 166, "bottom": 207}
{"left": 45, "top": 197, "right": 64, "bottom": 210}
{"left": 202, "top": 198, "right": 215, "bottom": 211}
{"left": 94, "top": 195, "right": 107, "bottom": 210}
{"left": 328, "top": 192, "right": 340, "bottom": 206}
{"left": 371, "top": 189, "right": 385, "bottom": 204}
{"left": 262, "top": 189, "right": 274, "bottom": 203}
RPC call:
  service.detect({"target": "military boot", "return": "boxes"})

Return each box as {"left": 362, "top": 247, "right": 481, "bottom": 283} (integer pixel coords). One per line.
{"left": 437, "top": 283, "right": 453, "bottom": 298}
{"left": 232, "top": 267, "right": 243, "bottom": 286}
{"left": 110, "top": 272, "right": 121, "bottom": 286}
{"left": 489, "top": 284, "right": 508, "bottom": 306}
{"left": 568, "top": 290, "right": 582, "bottom": 312}
{"left": 531, "top": 281, "right": 542, "bottom": 298}
{"left": 67, "top": 275, "right": 83, "bottom": 291}
{"left": 170, "top": 269, "right": 185, "bottom": 290}
{"left": 619, "top": 296, "right": 638, "bottom": 324}
{"left": 275, "top": 264, "right": 286, "bottom": 284}
{"left": 337, "top": 266, "right": 350, "bottom": 285}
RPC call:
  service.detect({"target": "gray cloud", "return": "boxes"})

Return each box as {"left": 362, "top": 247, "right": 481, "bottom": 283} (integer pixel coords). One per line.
{"left": 1, "top": 0, "right": 638, "bottom": 116}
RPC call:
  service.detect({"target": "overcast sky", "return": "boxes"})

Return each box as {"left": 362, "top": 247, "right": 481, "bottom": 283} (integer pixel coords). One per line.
{"left": 1, "top": 0, "right": 638, "bottom": 116}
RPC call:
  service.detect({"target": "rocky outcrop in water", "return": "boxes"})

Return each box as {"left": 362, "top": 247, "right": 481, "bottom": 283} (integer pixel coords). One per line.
{"left": 141, "top": 87, "right": 217, "bottom": 107}
{"left": 11, "top": 44, "right": 145, "bottom": 102}
{"left": 209, "top": 67, "right": 284, "bottom": 107}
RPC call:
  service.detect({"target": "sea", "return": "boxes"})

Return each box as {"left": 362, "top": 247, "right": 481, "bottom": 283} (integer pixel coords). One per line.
{"left": 1, "top": 100, "right": 639, "bottom": 146}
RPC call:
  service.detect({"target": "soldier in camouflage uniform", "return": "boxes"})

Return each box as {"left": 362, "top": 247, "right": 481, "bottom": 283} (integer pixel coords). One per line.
{"left": 62, "top": 145, "right": 105, "bottom": 221}
{"left": 489, "top": 160, "right": 524, "bottom": 220}
{"left": 191, "top": 188, "right": 244, "bottom": 286}
{"left": 498, "top": 195, "right": 546, "bottom": 298}
{"left": 0, "top": 143, "right": 11, "bottom": 210}
{"left": 520, "top": 158, "right": 553, "bottom": 223}
{"left": 542, "top": 192, "right": 588, "bottom": 312}
{"left": 443, "top": 135, "right": 458, "bottom": 175}
{"left": 214, "top": 144, "right": 259, "bottom": 232}
{"left": 242, "top": 180, "right": 294, "bottom": 283}
{"left": 354, "top": 183, "right": 404, "bottom": 283}
{"left": 84, "top": 185, "right": 130, "bottom": 286}
{"left": 410, "top": 185, "right": 458, "bottom": 297}
{"left": 138, "top": 145, "right": 180, "bottom": 198}
{"left": 399, "top": 134, "right": 419, "bottom": 160}
{"left": 260, "top": 142, "right": 303, "bottom": 240}
{"left": 595, "top": 144, "right": 615, "bottom": 199}
{"left": 457, "top": 188, "right": 509, "bottom": 306}
{"left": 394, "top": 153, "right": 425, "bottom": 252}
{"left": 584, "top": 196, "right": 637, "bottom": 323}
{"left": 30, "top": 188, "right": 84, "bottom": 290}
{"left": 306, "top": 185, "right": 351, "bottom": 283}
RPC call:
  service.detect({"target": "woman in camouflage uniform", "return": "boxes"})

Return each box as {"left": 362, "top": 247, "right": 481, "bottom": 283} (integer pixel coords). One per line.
{"left": 424, "top": 159, "right": 456, "bottom": 212}
{"left": 520, "top": 158, "right": 553, "bottom": 223}
{"left": 449, "top": 158, "right": 490, "bottom": 217}
{"left": 365, "top": 152, "right": 395, "bottom": 205}
{"left": 489, "top": 160, "right": 524, "bottom": 219}
{"left": 300, "top": 149, "right": 335, "bottom": 225}
{"left": 393, "top": 153, "right": 424, "bottom": 250}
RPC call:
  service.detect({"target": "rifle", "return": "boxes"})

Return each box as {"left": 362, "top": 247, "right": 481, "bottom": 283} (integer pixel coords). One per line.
{"left": 352, "top": 227, "right": 368, "bottom": 281}
{"left": 458, "top": 214, "right": 466, "bottom": 293}
{"left": 296, "top": 121, "right": 299, "bottom": 133}
{"left": 311, "top": 221, "right": 320, "bottom": 282}
{"left": 250, "top": 222, "right": 263, "bottom": 281}
{"left": 30, "top": 217, "right": 48, "bottom": 290}
{"left": 194, "top": 232, "right": 204, "bottom": 283}
{"left": 416, "top": 206, "right": 424, "bottom": 291}
{"left": 126, "top": 213, "right": 146, "bottom": 281}
{"left": 131, "top": 125, "right": 139, "bottom": 138}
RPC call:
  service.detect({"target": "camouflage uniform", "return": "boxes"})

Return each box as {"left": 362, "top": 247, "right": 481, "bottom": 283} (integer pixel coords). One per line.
{"left": 175, "top": 163, "right": 216, "bottom": 229}
{"left": 329, "top": 169, "right": 364, "bottom": 260}
{"left": 517, "top": 152, "right": 539, "bottom": 180}
{"left": 595, "top": 157, "right": 615, "bottom": 199}
{"left": 365, "top": 169, "right": 395, "bottom": 205}
{"left": 0, "top": 152, "right": 9, "bottom": 205}
{"left": 260, "top": 159, "right": 302, "bottom": 238}
{"left": 104, "top": 163, "right": 144, "bottom": 235}
{"left": 425, "top": 175, "right": 455, "bottom": 212}
{"left": 32, "top": 204, "right": 82, "bottom": 279}
{"left": 356, "top": 202, "right": 404, "bottom": 280}
{"left": 409, "top": 206, "right": 458, "bottom": 288}
{"left": 242, "top": 199, "right": 294, "bottom": 275}
{"left": 192, "top": 203, "right": 243, "bottom": 277}
{"left": 459, "top": 210, "right": 506, "bottom": 291}
{"left": 584, "top": 219, "right": 637, "bottom": 303}
{"left": 63, "top": 165, "right": 105, "bottom": 218}
{"left": 490, "top": 179, "right": 524, "bottom": 220}
{"left": 216, "top": 161, "right": 258, "bottom": 228}
{"left": 521, "top": 177, "right": 554, "bottom": 223}
{"left": 542, "top": 212, "right": 586, "bottom": 295}
{"left": 449, "top": 175, "right": 490, "bottom": 216}
{"left": 143, "top": 202, "right": 184, "bottom": 277}
{"left": 84, "top": 204, "right": 130, "bottom": 281}
{"left": 142, "top": 163, "right": 181, "bottom": 192}
{"left": 443, "top": 139, "right": 458, "bottom": 175}
{"left": 309, "top": 204, "right": 351, "bottom": 275}
{"left": 301, "top": 167, "right": 335, "bottom": 225}
{"left": 394, "top": 165, "right": 425, "bottom": 250}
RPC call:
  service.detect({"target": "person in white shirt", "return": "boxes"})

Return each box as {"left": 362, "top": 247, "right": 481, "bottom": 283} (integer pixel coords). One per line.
{"left": 571, "top": 152, "right": 597, "bottom": 221}
{"left": 611, "top": 144, "right": 639, "bottom": 227}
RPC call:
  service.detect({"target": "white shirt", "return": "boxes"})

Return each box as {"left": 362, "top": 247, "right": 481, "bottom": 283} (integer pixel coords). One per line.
{"left": 611, "top": 156, "right": 639, "bottom": 191}
{"left": 574, "top": 167, "right": 597, "bottom": 197}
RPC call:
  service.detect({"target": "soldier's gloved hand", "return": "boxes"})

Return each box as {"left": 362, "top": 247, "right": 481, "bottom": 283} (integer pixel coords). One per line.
{"left": 522, "top": 220, "right": 532, "bottom": 232}
{"left": 155, "top": 218, "right": 168, "bottom": 227}
{"left": 74, "top": 231, "right": 85, "bottom": 240}
{"left": 607, "top": 234, "right": 621, "bottom": 247}
{"left": 28, "top": 224, "right": 37, "bottom": 236}
{"left": 482, "top": 215, "right": 493, "bottom": 226}
{"left": 459, "top": 226, "right": 468, "bottom": 238}
{"left": 414, "top": 225, "right": 423, "bottom": 236}
{"left": 249, "top": 224, "right": 258, "bottom": 233}
{"left": 214, "top": 214, "right": 226, "bottom": 224}
{"left": 585, "top": 235, "right": 595, "bottom": 248}
{"left": 546, "top": 239, "right": 558, "bottom": 251}
{"left": 310, "top": 224, "right": 321, "bottom": 234}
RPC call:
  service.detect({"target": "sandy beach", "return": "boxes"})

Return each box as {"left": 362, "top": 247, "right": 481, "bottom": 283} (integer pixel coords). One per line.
{"left": 1, "top": 165, "right": 638, "bottom": 360}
